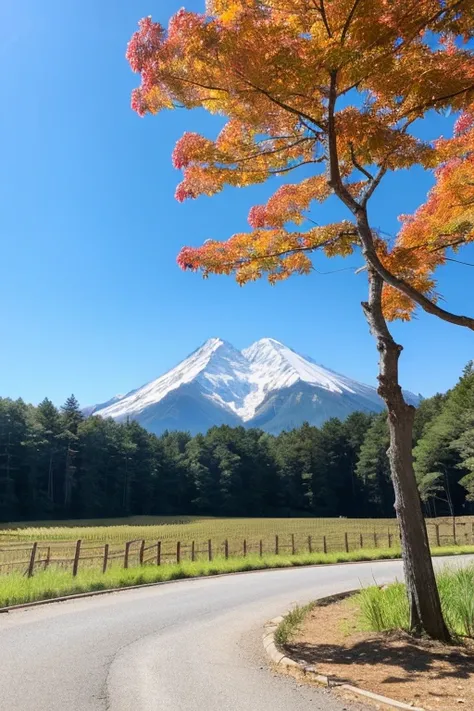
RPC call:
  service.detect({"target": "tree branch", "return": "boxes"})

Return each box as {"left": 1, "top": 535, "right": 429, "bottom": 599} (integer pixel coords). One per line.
{"left": 265, "top": 159, "right": 325, "bottom": 175}
{"left": 229, "top": 137, "right": 315, "bottom": 165}
{"left": 399, "top": 83, "right": 474, "bottom": 121}
{"left": 403, "top": 237, "right": 469, "bottom": 254}
{"left": 313, "top": 0, "right": 332, "bottom": 38}
{"left": 217, "top": 231, "right": 358, "bottom": 268}
{"left": 327, "top": 72, "right": 360, "bottom": 213}
{"left": 340, "top": 0, "right": 363, "bottom": 44}
{"left": 338, "top": 0, "right": 466, "bottom": 97}
{"left": 356, "top": 211, "right": 474, "bottom": 331}
{"left": 361, "top": 165, "right": 387, "bottom": 207}
{"left": 444, "top": 256, "right": 474, "bottom": 268}
{"left": 236, "top": 73, "right": 325, "bottom": 133}
{"left": 349, "top": 143, "right": 374, "bottom": 182}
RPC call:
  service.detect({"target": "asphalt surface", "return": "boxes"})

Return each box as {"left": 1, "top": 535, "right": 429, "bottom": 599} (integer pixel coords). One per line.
{"left": 0, "top": 556, "right": 470, "bottom": 711}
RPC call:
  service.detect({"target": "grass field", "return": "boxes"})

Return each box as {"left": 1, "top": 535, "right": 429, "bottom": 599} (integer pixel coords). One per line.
{"left": 0, "top": 514, "right": 405, "bottom": 544}
{"left": 0, "top": 515, "right": 471, "bottom": 577}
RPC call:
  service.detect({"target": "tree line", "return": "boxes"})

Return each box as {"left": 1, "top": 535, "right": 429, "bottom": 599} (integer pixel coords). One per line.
{"left": 0, "top": 363, "right": 473, "bottom": 523}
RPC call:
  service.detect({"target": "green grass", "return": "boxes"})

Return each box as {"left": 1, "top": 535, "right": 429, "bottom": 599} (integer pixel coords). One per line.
{"left": 357, "top": 562, "right": 474, "bottom": 638}
{"left": 274, "top": 602, "right": 315, "bottom": 646}
{"left": 0, "top": 545, "right": 473, "bottom": 609}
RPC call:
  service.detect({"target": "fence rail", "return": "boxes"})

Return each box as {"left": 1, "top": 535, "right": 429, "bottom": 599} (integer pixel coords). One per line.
{"left": 0, "top": 518, "right": 472, "bottom": 579}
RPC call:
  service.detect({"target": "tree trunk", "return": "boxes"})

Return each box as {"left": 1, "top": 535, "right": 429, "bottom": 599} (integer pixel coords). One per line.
{"left": 361, "top": 262, "right": 450, "bottom": 642}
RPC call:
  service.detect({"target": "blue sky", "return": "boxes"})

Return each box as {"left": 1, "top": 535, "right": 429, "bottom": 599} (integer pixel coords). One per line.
{"left": 0, "top": 0, "right": 472, "bottom": 408}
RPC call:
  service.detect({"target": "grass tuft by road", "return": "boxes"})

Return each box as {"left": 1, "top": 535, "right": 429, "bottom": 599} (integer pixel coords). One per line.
{"left": 1, "top": 545, "right": 474, "bottom": 609}
{"left": 274, "top": 603, "right": 315, "bottom": 646}
{"left": 358, "top": 562, "right": 474, "bottom": 638}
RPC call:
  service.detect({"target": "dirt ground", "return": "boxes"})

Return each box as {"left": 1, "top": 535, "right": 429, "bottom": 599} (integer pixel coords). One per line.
{"left": 284, "top": 596, "right": 474, "bottom": 711}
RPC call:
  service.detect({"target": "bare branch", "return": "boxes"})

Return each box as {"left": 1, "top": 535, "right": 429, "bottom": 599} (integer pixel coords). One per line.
{"left": 444, "top": 256, "right": 474, "bottom": 268}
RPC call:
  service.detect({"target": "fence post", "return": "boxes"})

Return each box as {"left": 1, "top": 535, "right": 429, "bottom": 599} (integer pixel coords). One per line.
{"left": 275, "top": 535, "right": 279, "bottom": 555}
{"left": 360, "top": 533, "right": 363, "bottom": 549}
{"left": 156, "top": 541, "right": 161, "bottom": 566}
{"left": 307, "top": 535, "right": 312, "bottom": 553}
{"left": 192, "top": 541, "right": 196, "bottom": 562}
{"left": 139, "top": 539, "right": 145, "bottom": 565}
{"left": 291, "top": 534, "right": 295, "bottom": 556}
{"left": 243, "top": 539, "right": 247, "bottom": 557}
{"left": 103, "top": 544, "right": 109, "bottom": 574}
{"left": 124, "top": 541, "right": 131, "bottom": 569}
{"left": 452, "top": 517, "right": 457, "bottom": 545}
{"left": 259, "top": 539, "right": 263, "bottom": 557}
{"left": 373, "top": 532, "right": 378, "bottom": 548}
{"left": 208, "top": 539, "right": 212, "bottom": 562}
{"left": 435, "top": 523, "right": 441, "bottom": 548}
{"left": 388, "top": 533, "right": 392, "bottom": 548}
{"left": 27, "top": 542, "right": 38, "bottom": 578}
{"left": 176, "top": 541, "right": 181, "bottom": 564}
{"left": 344, "top": 532, "right": 349, "bottom": 553}
{"left": 224, "top": 539, "right": 228, "bottom": 560}
{"left": 72, "top": 539, "right": 82, "bottom": 577}
{"left": 471, "top": 523, "right": 474, "bottom": 545}
{"left": 44, "top": 546, "right": 51, "bottom": 570}
{"left": 323, "top": 535, "right": 327, "bottom": 554}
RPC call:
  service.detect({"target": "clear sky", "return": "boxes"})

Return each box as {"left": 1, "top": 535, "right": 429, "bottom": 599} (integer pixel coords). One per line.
{"left": 1, "top": 0, "right": 472, "bottom": 408}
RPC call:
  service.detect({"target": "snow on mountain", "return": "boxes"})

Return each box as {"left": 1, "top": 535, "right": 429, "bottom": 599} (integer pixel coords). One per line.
{"left": 95, "top": 338, "right": 253, "bottom": 421}
{"left": 82, "top": 393, "right": 126, "bottom": 418}
{"left": 243, "top": 338, "right": 352, "bottom": 393}
{"left": 91, "top": 337, "right": 420, "bottom": 435}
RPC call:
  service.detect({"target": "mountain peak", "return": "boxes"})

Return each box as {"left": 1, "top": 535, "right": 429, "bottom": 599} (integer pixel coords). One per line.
{"left": 255, "top": 337, "right": 284, "bottom": 346}
{"left": 91, "top": 337, "right": 420, "bottom": 435}
{"left": 244, "top": 337, "right": 284, "bottom": 351}
{"left": 196, "top": 337, "right": 225, "bottom": 352}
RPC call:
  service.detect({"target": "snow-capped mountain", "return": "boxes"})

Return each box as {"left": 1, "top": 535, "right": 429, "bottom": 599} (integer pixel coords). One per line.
{"left": 91, "top": 338, "right": 420, "bottom": 435}
{"left": 83, "top": 393, "right": 126, "bottom": 418}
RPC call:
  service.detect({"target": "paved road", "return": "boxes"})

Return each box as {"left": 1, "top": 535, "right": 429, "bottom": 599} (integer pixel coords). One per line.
{"left": 0, "top": 556, "right": 469, "bottom": 711}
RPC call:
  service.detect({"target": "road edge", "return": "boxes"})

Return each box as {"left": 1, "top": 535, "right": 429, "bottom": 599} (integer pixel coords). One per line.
{"left": 1, "top": 551, "right": 471, "bottom": 615}
{"left": 263, "top": 592, "right": 426, "bottom": 711}
{"left": 1, "top": 555, "right": 404, "bottom": 613}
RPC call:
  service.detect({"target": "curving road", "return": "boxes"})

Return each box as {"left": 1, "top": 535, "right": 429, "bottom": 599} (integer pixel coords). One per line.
{"left": 0, "top": 556, "right": 469, "bottom": 711}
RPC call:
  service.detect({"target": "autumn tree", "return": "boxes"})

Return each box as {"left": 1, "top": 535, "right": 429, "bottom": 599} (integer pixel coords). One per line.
{"left": 127, "top": 1, "right": 474, "bottom": 641}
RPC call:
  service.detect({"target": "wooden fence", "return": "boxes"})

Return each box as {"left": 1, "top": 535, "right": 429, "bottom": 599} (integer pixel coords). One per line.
{"left": 0, "top": 519, "right": 472, "bottom": 579}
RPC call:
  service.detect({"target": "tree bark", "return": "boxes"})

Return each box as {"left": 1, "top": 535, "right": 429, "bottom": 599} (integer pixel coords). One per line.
{"left": 358, "top": 216, "right": 450, "bottom": 641}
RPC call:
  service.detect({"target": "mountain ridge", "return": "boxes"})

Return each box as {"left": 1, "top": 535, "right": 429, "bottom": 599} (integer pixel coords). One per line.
{"left": 90, "top": 338, "right": 420, "bottom": 435}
